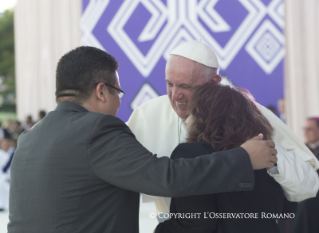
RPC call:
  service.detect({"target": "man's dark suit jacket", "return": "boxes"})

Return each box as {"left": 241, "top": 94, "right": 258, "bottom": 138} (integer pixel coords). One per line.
{"left": 156, "top": 142, "right": 284, "bottom": 233}
{"left": 8, "top": 101, "right": 254, "bottom": 233}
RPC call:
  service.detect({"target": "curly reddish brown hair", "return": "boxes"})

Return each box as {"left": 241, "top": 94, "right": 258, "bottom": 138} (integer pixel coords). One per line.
{"left": 187, "top": 82, "right": 273, "bottom": 151}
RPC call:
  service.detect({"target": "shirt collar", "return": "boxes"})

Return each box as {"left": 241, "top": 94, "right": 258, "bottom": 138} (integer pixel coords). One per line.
{"left": 69, "top": 101, "right": 90, "bottom": 112}
{"left": 55, "top": 101, "right": 90, "bottom": 113}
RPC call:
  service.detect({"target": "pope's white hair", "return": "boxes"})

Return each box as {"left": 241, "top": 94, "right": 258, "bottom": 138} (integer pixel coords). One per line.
{"left": 193, "top": 62, "right": 218, "bottom": 81}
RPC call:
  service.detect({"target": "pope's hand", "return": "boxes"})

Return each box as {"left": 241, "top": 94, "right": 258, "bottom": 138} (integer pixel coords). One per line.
{"left": 241, "top": 133, "right": 277, "bottom": 170}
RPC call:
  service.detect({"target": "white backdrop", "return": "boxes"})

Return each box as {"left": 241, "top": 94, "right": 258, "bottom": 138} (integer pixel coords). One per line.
{"left": 284, "top": 0, "right": 319, "bottom": 138}
{"left": 14, "top": 0, "right": 81, "bottom": 122}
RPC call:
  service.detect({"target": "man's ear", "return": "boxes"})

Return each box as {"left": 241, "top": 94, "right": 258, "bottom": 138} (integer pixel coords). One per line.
{"left": 212, "top": 74, "right": 222, "bottom": 83}
{"left": 95, "top": 83, "right": 107, "bottom": 102}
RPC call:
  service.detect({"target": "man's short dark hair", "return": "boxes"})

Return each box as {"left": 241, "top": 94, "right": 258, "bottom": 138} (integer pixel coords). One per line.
{"left": 55, "top": 46, "right": 119, "bottom": 103}
{"left": 39, "top": 110, "right": 46, "bottom": 119}
{"left": 308, "top": 117, "right": 319, "bottom": 128}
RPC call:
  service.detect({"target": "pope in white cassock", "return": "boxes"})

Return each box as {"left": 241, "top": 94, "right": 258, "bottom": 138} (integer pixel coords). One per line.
{"left": 126, "top": 40, "right": 319, "bottom": 216}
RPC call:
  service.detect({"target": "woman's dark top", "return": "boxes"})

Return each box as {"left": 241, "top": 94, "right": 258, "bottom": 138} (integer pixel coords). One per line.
{"left": 155, "top": 142, "right": 284, "bottom": 233}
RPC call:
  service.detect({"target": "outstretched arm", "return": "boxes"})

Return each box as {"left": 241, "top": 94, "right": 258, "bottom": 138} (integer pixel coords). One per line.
{"left": 88, "top": 115, "right": 276, "bottom": 197}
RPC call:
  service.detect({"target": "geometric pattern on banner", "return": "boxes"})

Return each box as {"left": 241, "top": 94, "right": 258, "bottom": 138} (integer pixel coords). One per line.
{"left": 130, "top": 83, "right": 159, "bottom": 110}
{"left": 245, "top": 19, "right": 285, "bottom": 74}
{"left": 107, "top": 0, "right": 273, "bottom": 77}
{"left": 81, "top": 0, "right": 285, "bottom": 121}
{"left": 81, "top": 0, "right": 110, "bottom": 50}
{"left": 267, "top": 0, "right": 285, "bottom": 28}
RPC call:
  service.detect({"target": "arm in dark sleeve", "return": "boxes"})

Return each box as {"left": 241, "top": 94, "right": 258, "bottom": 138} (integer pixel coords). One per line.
{"left": 87, "top": 115, "right": 255, "bottom": 197}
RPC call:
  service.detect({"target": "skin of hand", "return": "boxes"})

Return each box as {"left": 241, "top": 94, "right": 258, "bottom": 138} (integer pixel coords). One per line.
{"left": 241, "top": 133, "right": 277, "bottom": 170}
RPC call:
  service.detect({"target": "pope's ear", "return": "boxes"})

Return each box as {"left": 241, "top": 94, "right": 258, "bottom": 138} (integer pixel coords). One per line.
{"left": 212, "top": 75, "right": 221, "bottom": 83}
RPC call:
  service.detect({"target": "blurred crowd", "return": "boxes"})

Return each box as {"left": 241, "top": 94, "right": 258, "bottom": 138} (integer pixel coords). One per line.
{"left": 267, "top": 98, "right": 319, "bottom": 233}
{"left": 0, "top": 110, "right": 46, "bottom": 211}
{"left": 266, "top": 98, "right": 286, "bottom": 124}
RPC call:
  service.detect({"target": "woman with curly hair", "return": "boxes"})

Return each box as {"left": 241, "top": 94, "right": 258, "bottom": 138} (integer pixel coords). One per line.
{"left": 155, "top": 82, "right": 284, "bottom": 233}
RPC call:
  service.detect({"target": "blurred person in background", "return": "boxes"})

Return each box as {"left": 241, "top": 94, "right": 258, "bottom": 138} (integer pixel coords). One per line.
{"left": 0, "top": 131, "right": 13, "bottom": 211}
{"left": 38, "top": 110, "right": 46, "bottom": 122}
{"left": 11, "top": 121, "right": 23, "bottom": 141}
{"left": 266, "top": 105, "right": 277, "bottom": 116}
{"left": 291, "top": 117, "right": 319, "bottom": 233}
{"left": 24, "top": 115, "right": 34, "bottom": 131}
{"left": 5, "top": 119, "right": 15, "bottom": 135}
{"left": 277, "top": 98, "right": 286, "bottom": 123}
{"left": 303, "top": 117, "right": 319, "bottom": 159}
{"left": 0, "top": 121, "right": 4, "bottom": 140}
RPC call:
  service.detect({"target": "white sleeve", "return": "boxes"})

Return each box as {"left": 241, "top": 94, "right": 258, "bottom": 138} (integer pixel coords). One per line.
{"left": 268, "top": 142, "right": 319, "bottom": 202}
{"left": 259, "top": 103, "right": 319, "bottom": 169}
{"left": 259, "top": 104, "right": 319, "bottom": 201}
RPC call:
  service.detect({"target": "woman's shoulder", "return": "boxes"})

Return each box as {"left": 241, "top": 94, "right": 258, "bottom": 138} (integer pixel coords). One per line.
{"left": 171, "top": 142, "right": 215, "bottom": 160}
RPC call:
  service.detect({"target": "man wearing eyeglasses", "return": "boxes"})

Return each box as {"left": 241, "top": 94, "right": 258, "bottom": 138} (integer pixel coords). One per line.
{"left": 8, "top": 46, "right": 277, "bottom": 233}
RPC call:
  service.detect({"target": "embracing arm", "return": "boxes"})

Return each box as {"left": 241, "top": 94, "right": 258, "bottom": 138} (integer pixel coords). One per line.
{"left": 88, "top": 115, "right": 255, "bottom": 197}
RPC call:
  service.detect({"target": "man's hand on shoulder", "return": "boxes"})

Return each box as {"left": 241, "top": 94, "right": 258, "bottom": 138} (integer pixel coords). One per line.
{"left": 241, "top": 134, "right": 277, "bottom": 170}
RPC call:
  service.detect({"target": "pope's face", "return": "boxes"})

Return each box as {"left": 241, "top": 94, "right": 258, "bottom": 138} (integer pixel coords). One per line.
{"left": 165, "top": 55, "right": 208, "bottom": 121}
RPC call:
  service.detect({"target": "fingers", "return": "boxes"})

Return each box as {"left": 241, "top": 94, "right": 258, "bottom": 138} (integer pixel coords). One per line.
{"left": 270, "top": 155, "right": 277, "bottom": 164}
{"left": 263, "top": 145, "right": 277, "bottom": 169}
{"left": 241, "top": 136, "right": 278, "bottom": 170}
{"left": 267, "top": 147, "right": 277, "bottom": 168}
{"left": 250, "top": 133, "right": 264, "bottom": 141}
{"left": 266, "top": 140, "right": 275, "bottom": 148}
{"left": 266, "top": 162, "right": 275, "bottom": 169}
{"left": 268, "top": 144, "right": 278, "bottom": 167}
{"left": 270, "top": 148, "right": 277, "bottom": 156}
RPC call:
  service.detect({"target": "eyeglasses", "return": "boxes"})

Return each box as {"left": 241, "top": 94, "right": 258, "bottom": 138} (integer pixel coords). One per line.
{"left": 95, "top": 82, "right": 125, "bottom": 98}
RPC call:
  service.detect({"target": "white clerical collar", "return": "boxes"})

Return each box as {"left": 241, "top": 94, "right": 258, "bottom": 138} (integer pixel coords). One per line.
{"left": 177, "top": 117, "right": 188, "bottom": 143}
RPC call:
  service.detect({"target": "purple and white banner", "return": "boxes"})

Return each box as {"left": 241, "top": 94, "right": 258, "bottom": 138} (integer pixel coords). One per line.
{"left": 81, "top": 0, "right": 284, "bottom": 122}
